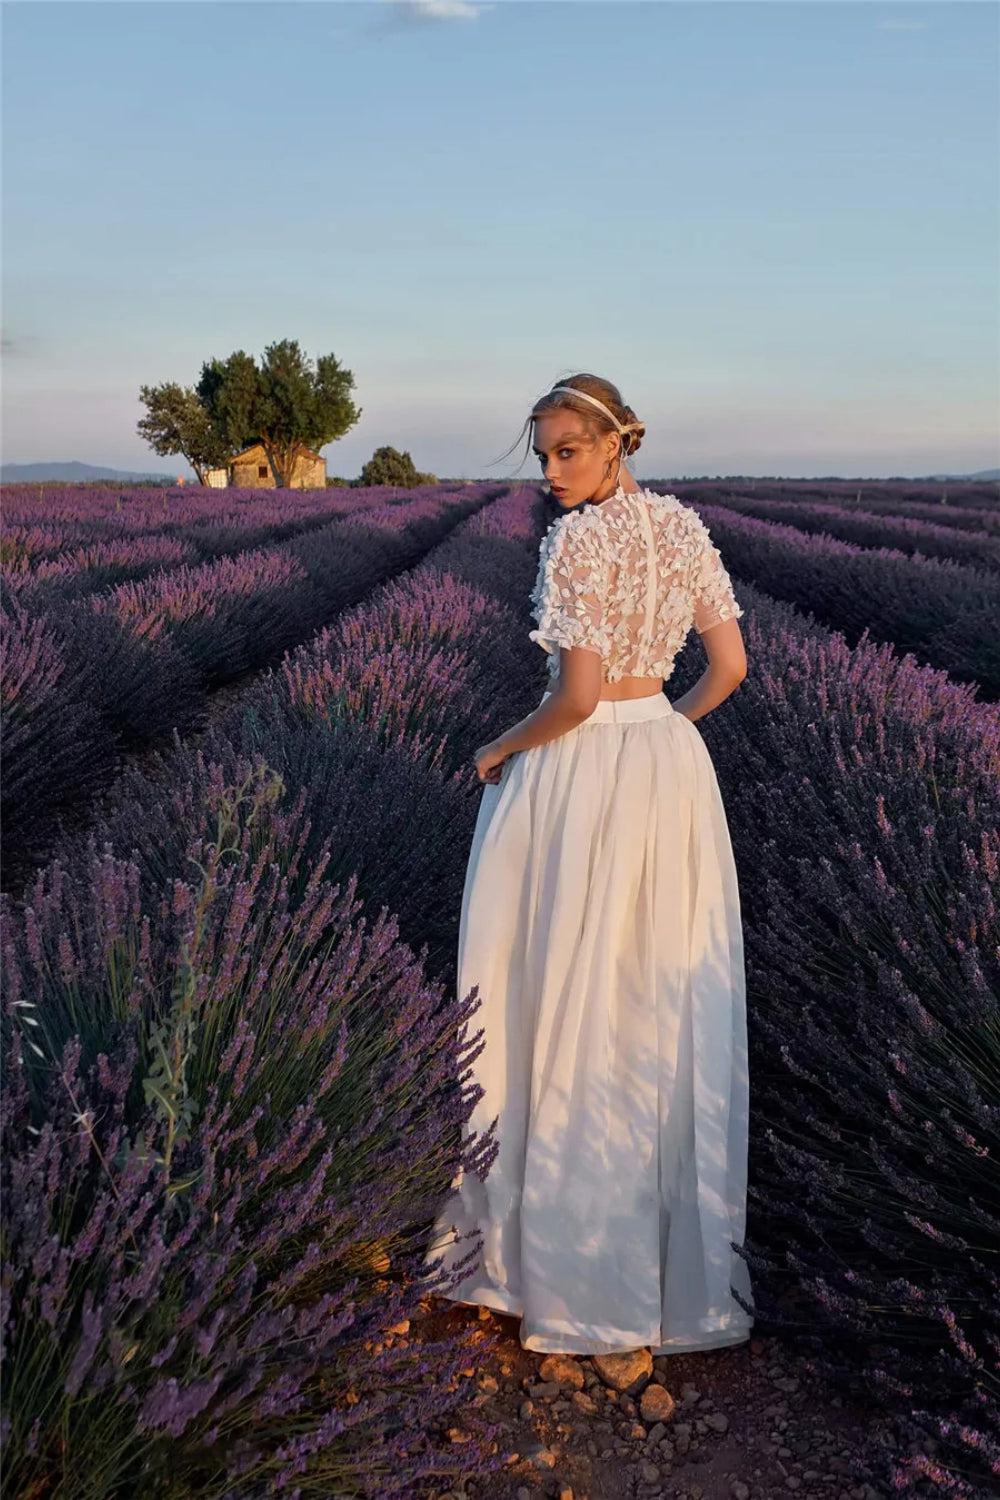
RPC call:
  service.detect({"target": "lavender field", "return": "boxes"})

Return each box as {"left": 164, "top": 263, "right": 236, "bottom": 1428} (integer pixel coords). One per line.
{"left": 1, "top": 481, "right": 997, "bottom": 1499}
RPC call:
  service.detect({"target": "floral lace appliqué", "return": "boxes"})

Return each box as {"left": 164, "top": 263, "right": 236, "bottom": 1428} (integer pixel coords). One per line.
{"left": 528, "top": 488, "right": 744, "bottom": 684}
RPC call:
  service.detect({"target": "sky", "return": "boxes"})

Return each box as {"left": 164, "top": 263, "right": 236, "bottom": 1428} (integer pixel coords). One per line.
{"left": 2, "top": 0, "right": 998, "bottom": 482}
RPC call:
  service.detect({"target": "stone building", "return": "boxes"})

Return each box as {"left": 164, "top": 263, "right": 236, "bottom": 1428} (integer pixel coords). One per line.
{"left": 204, "top": 441, "right": 327, "bottom": 489}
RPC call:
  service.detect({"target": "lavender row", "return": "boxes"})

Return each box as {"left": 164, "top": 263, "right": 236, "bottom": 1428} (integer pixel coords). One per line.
{"left": 695, "top": 492, "right": 1000, "bottom": 573}
{"left": 0, "top": 488, "right": 494, "bottom": 895}
{"left": 0, "top": 481, "right": 431, "bottom": 541}
{"left": 689, "top": 503, "right": 1000, "bottom": 699}
{"left": 670, "top": 480, "right": 1000, "bottom": 536}
{"left": 0, "top": 483, "right": 357, "bottom": 560}
{"left": 667, "top": 580, "right": 999, "bottom": 1496}
{"left": 1, "top": 484, "right": 545, "bottom": 1497}
{"left": 1, "top": 485, "right": 429, "bottom": 604}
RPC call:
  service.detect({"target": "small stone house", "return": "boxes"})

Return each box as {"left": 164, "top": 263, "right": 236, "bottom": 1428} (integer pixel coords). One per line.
{"left": 205, "top": 442, "right": 327, "bottom": 490}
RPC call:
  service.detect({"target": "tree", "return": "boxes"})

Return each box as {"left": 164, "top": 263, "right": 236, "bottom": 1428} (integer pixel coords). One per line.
{"left": 359, "top": 446, "right": 435, "bottom": 488}
{"left": 138, "top": 340, "right": 362, "bottom": 489}
{"left": 135, "top": 383, "right": 229, "bottom": 485}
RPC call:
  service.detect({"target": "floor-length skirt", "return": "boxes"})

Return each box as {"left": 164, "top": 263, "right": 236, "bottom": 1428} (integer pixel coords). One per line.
{"left": 420, "top": 688, "right": 754, "bottom": 1357}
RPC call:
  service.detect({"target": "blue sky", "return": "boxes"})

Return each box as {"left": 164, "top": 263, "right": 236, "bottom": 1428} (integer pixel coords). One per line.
{"left": 2, "top": 0, "right": 997, "bottom": 480}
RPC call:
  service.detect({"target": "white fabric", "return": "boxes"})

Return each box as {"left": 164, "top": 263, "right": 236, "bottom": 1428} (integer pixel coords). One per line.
{"left": 421, "top": 690, "right": 754, "bottom": 1356}
{"left": 528, "top": 485, "right": 745, "bottom": 684}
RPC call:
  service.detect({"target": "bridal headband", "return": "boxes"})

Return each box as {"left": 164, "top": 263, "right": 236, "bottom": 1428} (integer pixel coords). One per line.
{"left": 541, "top": 386, "right": 638, "bottom": 437}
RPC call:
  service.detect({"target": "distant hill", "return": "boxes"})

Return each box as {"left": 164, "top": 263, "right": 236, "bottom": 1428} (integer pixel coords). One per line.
{"left": 0, "top": 460, "right": 186, "bottom": 484}
{"left": 926, "top": 468, "right": 1000, "bottom": 482}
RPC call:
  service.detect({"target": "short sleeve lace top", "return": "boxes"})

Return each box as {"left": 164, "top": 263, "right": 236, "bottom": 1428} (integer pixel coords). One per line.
{"left": 528, "top": 485, "right": 744, "bottom": 684}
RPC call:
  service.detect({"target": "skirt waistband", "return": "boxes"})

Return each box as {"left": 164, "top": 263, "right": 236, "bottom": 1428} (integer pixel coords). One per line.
{"left": 541, "top": 690, "right": 674, "bottom": 724}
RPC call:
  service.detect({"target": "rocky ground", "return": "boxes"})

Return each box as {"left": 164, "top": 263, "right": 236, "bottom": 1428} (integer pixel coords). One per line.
{"left": 412, "top": 1298, "right": 895, "bottom": 1500}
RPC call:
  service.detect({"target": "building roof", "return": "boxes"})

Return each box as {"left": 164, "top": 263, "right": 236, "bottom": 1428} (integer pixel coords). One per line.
{"left": 229, "top": 442, "right": 325, "bottom": 463}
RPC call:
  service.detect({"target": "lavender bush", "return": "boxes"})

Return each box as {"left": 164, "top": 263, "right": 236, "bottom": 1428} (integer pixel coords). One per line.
{"left": 4, "top": 534, "right": 202, "bottom": 605}
{"left": 689, "top": 503, "right": 1000, "bottom": 697}
{"left": 2, "top": 759, "right": 508, "bottom": 1498}
{"left": 696, "top": 492, "right": 1000, "bottom": 573}
{"left": 666, "top": 479, "right": 1000, "bottom": 534}
{"left": 0, "top": 596, "right": 119, "bottom": 880}
{"left": 89, "top": 547, "right": 329, "bottom": 686}
{"left": 0, "top": 482, "right": 415, "bottom": 549}
{"left": 0, "top": 484, "right": 435, "bottom": 605}
{"left": 667, "top": 581, "right": 1000, "bottom": 1495}
{"left": 1, "top": 484, "right": 542, "bottom": 1497}
{"left": 1, "top": 488, "right": 493, "bottom": 893}
{"left": 0, "top": 583, "right": 204, "bottom": 894}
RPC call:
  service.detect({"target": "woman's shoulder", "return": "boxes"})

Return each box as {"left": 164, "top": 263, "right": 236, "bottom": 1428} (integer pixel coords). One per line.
{"left": 638, "top": 486, "right": 694, "bottom": 521}
{"left": 538, "top": 502, "right": 603, "bottom": 554}
{"left": 556, "top": 501, "right": 606, "bottom": 531}
{"left": 540, "top": 489, "right": 707, "bottom": 553}
{"left": 640, "top": 488, "right": 713, "bottom": 542}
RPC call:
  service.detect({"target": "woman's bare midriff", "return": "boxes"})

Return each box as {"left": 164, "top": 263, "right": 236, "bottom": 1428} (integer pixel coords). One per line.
{"left": 598, "top": 677, "right": 665, "bottom": 702}
{"left": 554, "top": 674, "right": 665, "bottom": 702}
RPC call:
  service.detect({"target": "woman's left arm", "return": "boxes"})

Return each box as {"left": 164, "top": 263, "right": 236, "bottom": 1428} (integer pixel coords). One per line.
{"left": 475, "top": 515, "right": 609, "bottom": 783}
{"left": 475, "top": 657, "right": 601, "bottom": 782}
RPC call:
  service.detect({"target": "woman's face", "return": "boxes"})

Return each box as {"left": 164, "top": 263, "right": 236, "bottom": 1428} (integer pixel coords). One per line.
{"left": 532, "top": 412, "right": 620, "bottom": 509}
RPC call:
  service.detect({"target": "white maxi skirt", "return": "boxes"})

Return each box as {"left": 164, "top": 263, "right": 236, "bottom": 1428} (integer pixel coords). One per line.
{"left": 421, "top": 688, "right": 754, "bottom": 1357}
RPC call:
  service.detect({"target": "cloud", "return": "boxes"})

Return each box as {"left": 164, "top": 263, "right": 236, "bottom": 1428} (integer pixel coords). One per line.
{"left": 1, "top": 331, "right": 40, "bottom": 358}
{"left": 380, "top": 0, "right": 491, "bottom": 22}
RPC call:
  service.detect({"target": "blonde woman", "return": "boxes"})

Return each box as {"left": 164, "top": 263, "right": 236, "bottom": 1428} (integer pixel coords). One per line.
{"left": 422, "top": 374, "right": 753, "bottom": 1359}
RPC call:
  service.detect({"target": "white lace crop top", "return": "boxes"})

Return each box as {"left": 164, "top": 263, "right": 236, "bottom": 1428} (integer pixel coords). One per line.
{"left": 528, "top": 485, "right": 745, "bottom": 684}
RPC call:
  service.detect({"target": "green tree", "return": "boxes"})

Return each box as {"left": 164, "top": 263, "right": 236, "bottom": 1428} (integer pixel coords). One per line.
{"left": 359, "top": 446, "right": 435, "bottom": 488}
{"left": 195, "top": 351, "right": 259, "bottom": 460}
{"left": 135, "top": 383, "right": 229, "bottom": 485}
{"left": 138, "top": 340, "right": 362, "bottom": 489}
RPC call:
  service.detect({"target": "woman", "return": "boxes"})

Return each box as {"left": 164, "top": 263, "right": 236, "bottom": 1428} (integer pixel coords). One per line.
{"left": 421, "top": 374, "right": 754, "bottom": 1358}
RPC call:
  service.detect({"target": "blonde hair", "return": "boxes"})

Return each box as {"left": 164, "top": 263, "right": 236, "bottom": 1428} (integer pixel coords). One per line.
{"left": 493, "top": 372, "right": 646, "bottom": 473}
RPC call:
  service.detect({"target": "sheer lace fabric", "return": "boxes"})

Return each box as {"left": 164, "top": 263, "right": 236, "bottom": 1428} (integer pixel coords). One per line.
{"left": 529, "top": 487, "right": 745, "bottom": 684}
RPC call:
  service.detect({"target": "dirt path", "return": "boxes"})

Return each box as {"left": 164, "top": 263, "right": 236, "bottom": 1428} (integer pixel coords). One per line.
{"left": 412, "top": 1298, "right": 896, "bottom": 1500}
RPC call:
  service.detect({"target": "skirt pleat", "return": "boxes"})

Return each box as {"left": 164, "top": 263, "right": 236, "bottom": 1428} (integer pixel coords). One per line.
{"left": 421, "top": 689, "right": 754, "bottom": 1356}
